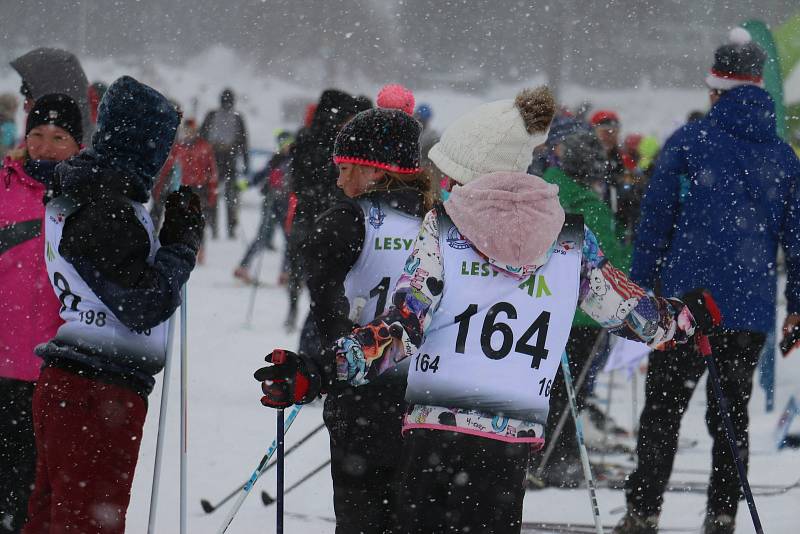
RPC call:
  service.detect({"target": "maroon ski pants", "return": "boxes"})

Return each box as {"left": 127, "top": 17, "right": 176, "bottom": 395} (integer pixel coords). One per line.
{"left": 23, "top": 366, "right": 147, "bottom": 534}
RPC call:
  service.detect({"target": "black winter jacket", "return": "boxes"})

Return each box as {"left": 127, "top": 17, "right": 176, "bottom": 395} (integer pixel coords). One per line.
{"left": 301, "top": 187, "right": 426, "bottom": 383}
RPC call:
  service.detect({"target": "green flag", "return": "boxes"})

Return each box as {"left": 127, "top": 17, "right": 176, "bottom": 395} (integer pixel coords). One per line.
{"left": 773, "top": 12, "right": 800, "bottom": 80}
{"left": 742, "top": 20, "right": 786, "bottom": 140}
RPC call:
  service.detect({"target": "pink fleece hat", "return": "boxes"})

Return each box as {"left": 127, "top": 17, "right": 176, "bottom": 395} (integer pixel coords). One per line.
{"left": 377, "top": 84, "right": 415, "bottom": 115}
{"left": 444, "top": 171, "right": 565, "bottom": 266}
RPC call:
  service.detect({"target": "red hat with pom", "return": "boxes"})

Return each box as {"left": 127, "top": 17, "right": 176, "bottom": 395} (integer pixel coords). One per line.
{"left": 377, "top": 84, "right": 415, "bottom": 115}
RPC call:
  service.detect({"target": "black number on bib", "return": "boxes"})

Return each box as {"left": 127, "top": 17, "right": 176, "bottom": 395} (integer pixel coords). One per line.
{"left": 453, "top": 302, "right": 551, "bottom": 368}
{"left": 454, "top": 304, "right": 478, "bottom": 353}
{"left": 481, "top": 302, "right": 517, "bottom": 359}
{"left": 53, "top": 272, "right": 81, "bottom": 313}
{"left": 538, "top": 377, "right": 552, "bottom": 396}
{"left": 369, "top": 277, "right": 391, "bottom": 318}
{"left": 414, "top": 353, "right": 440, "bottom": 373}
{"left": 516, "top": 311, "right": 550, "bottom": 369}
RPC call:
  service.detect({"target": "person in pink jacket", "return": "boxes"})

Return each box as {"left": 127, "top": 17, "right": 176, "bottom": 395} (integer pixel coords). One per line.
{"left": 0, "top": 93, "right": 81, "bottom": 533}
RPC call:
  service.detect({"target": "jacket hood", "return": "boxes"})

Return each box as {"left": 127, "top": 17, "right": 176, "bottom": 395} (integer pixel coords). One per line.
{"left": 90, "top": 76, "right": 179, "bottom": 194}
{"left": 705, "top": 85, "right": 777, "bottom": 144}
{"left": 444, "top": 171, "right": 565, "bottom": 268}
{"left": 11, "top": 47, "right": 91, "bottom": 135}
{"left": 56, "top": 150, "right": 151, "bottom": 204}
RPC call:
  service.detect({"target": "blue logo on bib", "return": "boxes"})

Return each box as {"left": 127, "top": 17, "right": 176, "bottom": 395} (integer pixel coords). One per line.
{"left": 368, "top": 201, "right": 385, "bottom": 229}
{"left": 446, "top": 226, "right": 471, "bottom": 249}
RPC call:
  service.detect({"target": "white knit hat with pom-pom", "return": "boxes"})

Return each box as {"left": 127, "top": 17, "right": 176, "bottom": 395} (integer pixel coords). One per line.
{"left": 428, "top": 86, "right": 555, "bottom": 185}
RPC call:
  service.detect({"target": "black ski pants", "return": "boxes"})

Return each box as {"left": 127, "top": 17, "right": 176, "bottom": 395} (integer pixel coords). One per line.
{"left": 324, "top": 384, "right": 406, "bottom": 534}
{"left": 625, "top": 330, "right": 765, "bottom": 519}
{"left": 394, "top": 429, "right": 530, "bottom": 534}
{"left": 0, "top": 378, "right": 36, "bottom": 533}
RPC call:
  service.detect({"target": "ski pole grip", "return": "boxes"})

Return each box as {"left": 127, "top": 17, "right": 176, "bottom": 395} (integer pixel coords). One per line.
{"left": 697, "top": 333, "right": 712, "bottom": 357}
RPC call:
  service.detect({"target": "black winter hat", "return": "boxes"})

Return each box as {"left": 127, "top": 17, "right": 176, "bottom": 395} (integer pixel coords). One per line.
{"left": 706, "top": 27, "right": 767, "bottom": 90}
{"left": 333, "top": 108, "right": 422, "bottom": 174}
{"left": 26, "top": 93, "right": 83, "bottom": 144}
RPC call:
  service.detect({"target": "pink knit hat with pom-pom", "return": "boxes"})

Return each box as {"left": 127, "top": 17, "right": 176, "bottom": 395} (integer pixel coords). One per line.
{"left": 377, "top": 84, "right": 415, "bottom": 115}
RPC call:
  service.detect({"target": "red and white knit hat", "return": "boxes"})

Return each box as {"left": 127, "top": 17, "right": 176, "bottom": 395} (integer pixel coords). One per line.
{"left": 705, "top": 27, "right": 767, "bottom": 91}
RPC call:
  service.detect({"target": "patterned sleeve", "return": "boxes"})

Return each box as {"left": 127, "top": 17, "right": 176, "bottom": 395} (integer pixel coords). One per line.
{"left": 336, "top": 208, "right": 445, "bottom": 385}
{"left": 578, "top": 226, "right": 695, "bottom": 349}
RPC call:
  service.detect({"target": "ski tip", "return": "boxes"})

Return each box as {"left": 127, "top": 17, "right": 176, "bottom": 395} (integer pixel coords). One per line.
{"left": 200, "top": 499, "right": 214, "bottom": 513}
{"left": 261, "top": 491, "right": 275, "bottom": 506}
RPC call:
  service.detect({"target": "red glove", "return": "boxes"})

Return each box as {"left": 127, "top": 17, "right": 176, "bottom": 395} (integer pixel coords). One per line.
{"left": 254, "top": 350, "right": 318, "bottom": 409}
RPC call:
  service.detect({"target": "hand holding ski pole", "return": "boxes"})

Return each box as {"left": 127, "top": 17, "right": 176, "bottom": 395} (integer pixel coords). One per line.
{"left": 159, "top": 185, "right": 205, "bottom": 253}
{"left": 254, "top": 349, "right": 320, "bottom": 409}
{"left": 680, "top": 288, "right": 722, "bottom": 346}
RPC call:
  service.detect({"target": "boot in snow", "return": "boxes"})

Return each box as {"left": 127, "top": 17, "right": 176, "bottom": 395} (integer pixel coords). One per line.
{"left": 612, "top": 510, "right": 659, "bottom": 534}
{"left": 701, "top": 514, "right": 735, "bottom": 534}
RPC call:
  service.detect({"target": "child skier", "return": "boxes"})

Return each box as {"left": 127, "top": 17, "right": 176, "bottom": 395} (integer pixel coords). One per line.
{"left": 256, "top": 106, "right": 429, "bottom": 533}
{"left": 257, "top": 87, "right": 720, "bottom": 533}
{"left": 23, "top": 76, "right": 204, "bottom": 533}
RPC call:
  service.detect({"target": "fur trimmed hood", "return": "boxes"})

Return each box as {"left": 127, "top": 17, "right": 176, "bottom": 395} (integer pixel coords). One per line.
{"left": 444, "top": 171, "right": 565, "bottom": 268}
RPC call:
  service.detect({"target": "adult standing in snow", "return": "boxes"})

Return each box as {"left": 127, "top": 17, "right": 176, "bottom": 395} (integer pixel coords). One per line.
{"left": 259, "top": 86, "right": 719, "bottom": 534}
{"left": 23, "top": 76, "right": 202, "bottom": 534}
{"left": 257, "top": 106, "right": 428, "bottom": 534}
{"left": 615, "top": 29, "right": 800, "bottom": 534}
{"left": 0, "top": 94, "right": 82, "bottom": 534}
{"left": 153, "top": 117, "right": 218, "bottom": 263}
{"left": 200, "top": 88, "right": 249, "bottom": 239}
{"left": 285, "top": 89, "right": 362, "bottom": 332}
{"left": 10, "top": 48, "right": 92, "bottom": 138}
{"left": 234, "top": 130, "right": 294, "bottom": 283}
{"left": 590, "top": 109, "right": 629, "bottom": 212}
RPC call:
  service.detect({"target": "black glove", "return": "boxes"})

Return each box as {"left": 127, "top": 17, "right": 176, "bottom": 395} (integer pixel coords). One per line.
{"left": 681, "top": 288, "right": 722, "bottom": 334}
{"left": 254, "top": 350, "right": 320, "bottom": 409}
{"left": 159, "top": 185, "right": 205, "bottom": 253}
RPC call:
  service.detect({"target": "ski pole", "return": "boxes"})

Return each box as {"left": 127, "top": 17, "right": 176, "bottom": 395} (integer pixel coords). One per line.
{"left": 560, "top": 351, "right": 604, "bottom": 534}
{"left": 276, "top": 408, "right": 285, "bottom": 534}
{"left": 200, "top": 421, "right": 326, "bottom": 514}
{"left": 535, "top": 330, "right": 607, "bottom": 480}
{"left": 245, "top": 250, "right": 266, "bottom": 328}
{"left": 146, "top": 315, "right": 177, "bottom": 534}
{"left": 262, "top": 458, "right": 332, "bottom": 506}
{"left": 217, "top": 404, "right": 303, "bottom": 534}
{"left": 697, "top": 333, "right": 764, "bottom": 534}
{"left": 180, "top": 285, "right": 189, "bottom": 534}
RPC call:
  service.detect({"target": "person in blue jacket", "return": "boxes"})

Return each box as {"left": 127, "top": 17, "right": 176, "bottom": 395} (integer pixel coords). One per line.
{"left": 615, "top": 29, "right": 800, "bottom": 534}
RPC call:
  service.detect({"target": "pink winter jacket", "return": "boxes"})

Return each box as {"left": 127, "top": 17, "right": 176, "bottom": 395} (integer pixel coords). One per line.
{"left": 0, "top": 155, "right": 62, "bottom": 382}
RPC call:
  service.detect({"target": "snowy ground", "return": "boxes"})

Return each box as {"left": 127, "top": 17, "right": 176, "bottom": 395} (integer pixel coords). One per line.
{"left": 124, "top": 189, "right": 800, "bottom": 533}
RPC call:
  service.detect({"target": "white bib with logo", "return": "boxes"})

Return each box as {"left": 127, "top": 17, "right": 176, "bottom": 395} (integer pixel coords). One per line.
{"left": 343, "top": 198, "right": 421, "bottom": 325}
{"left": 405, "top": 216, "right": 582, "bottom": 423}
{"left": 43, "top": 196, "right": 169, "bottom": 375}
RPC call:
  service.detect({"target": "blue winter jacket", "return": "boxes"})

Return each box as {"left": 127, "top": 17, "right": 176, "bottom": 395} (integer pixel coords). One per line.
{"left": 631, "top": 85, "right": 800, "bottom": 333}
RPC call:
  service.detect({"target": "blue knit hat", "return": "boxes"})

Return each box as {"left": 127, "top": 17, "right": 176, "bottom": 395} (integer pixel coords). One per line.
{"left": 92, "top": 76, "right": 180, "bottom": 185}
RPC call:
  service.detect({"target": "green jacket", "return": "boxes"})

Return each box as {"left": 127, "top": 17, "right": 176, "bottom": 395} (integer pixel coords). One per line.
{"left": 542, "top": 166, "right": 632, "bottom": 327}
